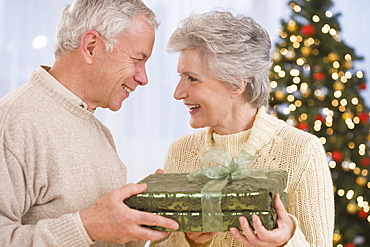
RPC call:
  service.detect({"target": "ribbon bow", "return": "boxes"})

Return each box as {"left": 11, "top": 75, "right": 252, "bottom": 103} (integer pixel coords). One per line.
{"left": 188, "top": 149, "right": 266, "bottom": 232}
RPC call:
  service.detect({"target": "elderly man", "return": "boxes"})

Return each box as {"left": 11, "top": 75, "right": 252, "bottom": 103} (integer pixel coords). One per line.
{"left": 0, "top": 0, "right": 178, "bottom": 246}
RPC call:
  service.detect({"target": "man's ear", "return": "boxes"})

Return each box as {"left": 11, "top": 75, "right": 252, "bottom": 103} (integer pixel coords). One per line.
{"left": 80, "top": 30, "right": 101, "bottom": 64}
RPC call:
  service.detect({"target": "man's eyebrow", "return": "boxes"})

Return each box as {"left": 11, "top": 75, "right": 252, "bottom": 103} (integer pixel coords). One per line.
{"left": 140, "top": 52, "right": 148, "bottom": 59}
{"left": 182, "top": 71, "right": 200, "bottom": 77}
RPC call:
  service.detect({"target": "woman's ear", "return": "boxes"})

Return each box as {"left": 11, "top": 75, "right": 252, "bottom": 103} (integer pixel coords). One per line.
{"left": 80, "top": 30, "right": 102, "bottom": 64}
{"left": 230, "top": 79, "right": 248, "bottom": 98}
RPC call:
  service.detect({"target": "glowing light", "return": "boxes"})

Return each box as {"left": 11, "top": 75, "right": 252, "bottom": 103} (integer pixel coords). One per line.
{"left": 293, "top": 42, "right": 300, "bottom": 49}
{"left": 303, "top": 64, "right": 311, "bottom": 71}
{"left": 345, "top": 71, "right": 352, "bottom": 79}
{"left": 325, "top": 11, "right": 333, "bottom": 17}
{"left": 280, "top": 48, "right": 288, "bottom": 55}
{"left": 321, "top": 24, "right": 331, "bottom": 34}
{"left": 300, "top": 113, "right": 308, "bottom": 121}
{"left": 289, "top": 104, "right": 296, "bottom": 111}
{"left": 293, "top": 5, "right": 302, "bottom": 12}
{"left": 290, "top": 69, "right": 300, "bottom": 76}
{"left": 346, "top": 190, "right": 355, "bottom": 200}
{"left": 344, "top": 54, "right": 352, "bottom": 61}
{"left": 320, "top": 137, "right": 326, "bottom": 145}
{"left": 334, "top": 91, "right": 342, "bottom": 98}
{"left": 329, "top": 28, "right": 337, "bottom": 36}
{"left": 274, "top": 65, "right": 281, "bottom": 72}
{"left": 283, "top": 107, "right": 291, "bottom": 115}
{"left": 331, "top": 73, "right": 339, "bottom": 80}
{"left": 287, "top": 95, "right": 295, "bottom": 102}
{"left": 297, "top": 58, "right": 305, "bottom": 66}
{"left": 295, "top": 100, "right": 302, "bottom": 107}
{"left": 278, "top": 70, "right": 286, "bottom": 78}
{"left": 312, "top": 15, "right": 320, "bottom": 22}
{"left": 290, "top": 35, "right": 297, "bottom": 42}
{"left": 349, "top": 162, "right": 356, "bottom": 170}
{"left": 32, "top": 35, "right": 48, "bottom": 49}
{"left": 337, "top": 189, "right": 345, "bottom": 197}
{"left": 333, "top": 61, "right": 340, "bottom": 68}
{"left": 356, "top": 71, "right": 364, "bottom": 78}
{"left": 340, "top": 99, "right": 347, "bottom": 106}
{"left": 270, "top": 81, "right": 278, "bottom": 88}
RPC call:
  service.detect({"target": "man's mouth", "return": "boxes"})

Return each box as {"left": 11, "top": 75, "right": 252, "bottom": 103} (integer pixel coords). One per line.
{"left": 122, "top": 85, "right": 132, "bottom": 94}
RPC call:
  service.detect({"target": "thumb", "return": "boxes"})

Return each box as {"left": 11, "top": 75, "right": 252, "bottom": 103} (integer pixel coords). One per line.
{"left": 275, "top": 193, "right": 289, "bottom": 220}
{"left": 155, "top": 169, "right": 164, "bottom": 174}
{"left": 119, "top": 183, "right": 147, "bottom": 200}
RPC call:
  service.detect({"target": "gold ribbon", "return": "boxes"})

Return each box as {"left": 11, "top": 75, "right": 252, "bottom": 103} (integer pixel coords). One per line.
{"left": 188, "top": 149, "right": 267, "bottom": 232}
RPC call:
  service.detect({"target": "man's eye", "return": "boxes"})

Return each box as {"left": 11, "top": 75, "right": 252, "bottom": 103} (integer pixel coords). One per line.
{"left": 188, "top": 76, "right": 197, "bottom": 82}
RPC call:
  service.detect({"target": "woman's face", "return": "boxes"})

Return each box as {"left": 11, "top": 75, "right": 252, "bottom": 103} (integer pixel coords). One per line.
{"left": 174, "top": 49, "right": 238, "bottom": 134}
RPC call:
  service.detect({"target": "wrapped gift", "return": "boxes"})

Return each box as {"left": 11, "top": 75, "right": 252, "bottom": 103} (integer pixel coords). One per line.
{"left": 125, "top": 149, "right": 288, "bottom": 232}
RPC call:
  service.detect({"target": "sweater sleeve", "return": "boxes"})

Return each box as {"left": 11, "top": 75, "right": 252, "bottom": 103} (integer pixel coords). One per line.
{"left": 0, "top": 146, "right": 89, "bottom": 247}
{"left": 285, "top": 136, "right": 334, "bottom": 246}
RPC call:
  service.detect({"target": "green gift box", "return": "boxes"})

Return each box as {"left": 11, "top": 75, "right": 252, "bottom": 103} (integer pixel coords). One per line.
{"left": 125, "top": 150, "right": 288, "bottom": 232}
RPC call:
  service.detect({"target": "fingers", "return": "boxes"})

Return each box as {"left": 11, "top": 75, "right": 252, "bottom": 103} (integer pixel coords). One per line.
{"left": 118, "top": 183, "right": 147, "bottom": 200}
{"left": 135, "top": 210, "right": 179, "bottom": 230}
{"left": 230, "top": 217, "right": 256, "bottom": 246}
{"left": 155, "top": 169, "right": 164, "bottom": 174}
{"left": 131, "top": 226, "right": 170, "bottom": 242}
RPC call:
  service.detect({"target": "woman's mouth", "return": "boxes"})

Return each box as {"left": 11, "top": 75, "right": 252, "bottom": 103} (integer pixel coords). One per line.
{"left": 186, "top": 104, "right": 201, "bottom": 114}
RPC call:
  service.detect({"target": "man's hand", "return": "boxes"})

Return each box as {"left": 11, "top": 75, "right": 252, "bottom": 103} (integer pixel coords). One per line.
{"left": 80, "top": 183, "right": 179, "bottom": 244}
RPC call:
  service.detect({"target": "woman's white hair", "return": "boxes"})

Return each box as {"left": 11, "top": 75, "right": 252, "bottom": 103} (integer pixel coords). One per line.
{"left": 167, "top": 11, "right": 272, "bottom": 108}
{"left": 54, "top": 0, "right": 158, "bottom": 57}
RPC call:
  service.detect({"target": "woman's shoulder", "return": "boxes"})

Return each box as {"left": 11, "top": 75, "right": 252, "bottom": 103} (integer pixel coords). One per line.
{"left": 277, "top": 120, "right": 322, "bottom": 146}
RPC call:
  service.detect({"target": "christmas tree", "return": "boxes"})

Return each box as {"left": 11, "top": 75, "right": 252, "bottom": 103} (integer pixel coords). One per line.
{"left": 269, "top": 0, "right": 370, "bottom": 246}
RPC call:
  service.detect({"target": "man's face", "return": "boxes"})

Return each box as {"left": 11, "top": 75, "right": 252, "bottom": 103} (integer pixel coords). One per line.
{"left": 90, "top": 15, "right": 155, "bottom": 111}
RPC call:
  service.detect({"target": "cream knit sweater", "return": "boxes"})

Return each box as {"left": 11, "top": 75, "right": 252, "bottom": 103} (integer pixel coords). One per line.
{"left": 151, "top": 107, "right": 334, "bottom": 247}
{"left": 0, "top": 66, "right": 144, "bottom": 247}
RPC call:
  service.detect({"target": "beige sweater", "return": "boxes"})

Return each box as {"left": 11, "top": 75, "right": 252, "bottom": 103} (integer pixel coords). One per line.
{"left": 0, "top": 66, "right": 143, "bottom": 247}
{"left": 151, "top": 107, "right": 334, "bottom": 247}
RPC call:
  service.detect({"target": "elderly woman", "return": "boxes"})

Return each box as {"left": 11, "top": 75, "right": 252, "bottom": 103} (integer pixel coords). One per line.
{"left": 151, "top": 11, "right": 334, "bottom": 247}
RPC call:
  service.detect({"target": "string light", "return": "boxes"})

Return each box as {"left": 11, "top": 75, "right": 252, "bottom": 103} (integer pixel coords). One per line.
{"left": 312, "top": 15, "right": 320, "bottom": 22}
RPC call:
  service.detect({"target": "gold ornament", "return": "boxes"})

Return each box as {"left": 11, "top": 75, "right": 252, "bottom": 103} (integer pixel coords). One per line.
{"left": 356, "top": 176, "right": 367, "bottom": 187}
{"left": 328, "top": 52, "right": 339, "bottom": 62}
{"left": 343, "top": 61, "right": 353, "bottom": 69}
{"left": 287, "top": 21, "right": 298, "bottom": 32}
{"left": 347, "top": 202, "right": 357, "bottom": 214}
{"left": 333, "top": 81, "right": 344, "bottom": 91}
{"left": 275, "top": 90, "right": 285, "bottom": 101}
{"left": 301, "top": 46, "right": 311, "bottom": 56}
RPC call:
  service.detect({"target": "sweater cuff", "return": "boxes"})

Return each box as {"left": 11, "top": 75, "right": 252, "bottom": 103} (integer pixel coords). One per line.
{"left": 49, "top": 213, "right": 90, "bottom": 246}
{"left": 72, "top": 212, "right": 95, "bottom": 245}
{"left": 284, "top": 214, "right": 309, "bottom": 247}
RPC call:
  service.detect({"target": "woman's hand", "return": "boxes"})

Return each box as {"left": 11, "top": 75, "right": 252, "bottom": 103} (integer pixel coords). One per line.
{"left": 185, "top": 232, "right": 218, "bottom": 246}
{"left": 230, "top": 194, "right": 295, "bottom": 247}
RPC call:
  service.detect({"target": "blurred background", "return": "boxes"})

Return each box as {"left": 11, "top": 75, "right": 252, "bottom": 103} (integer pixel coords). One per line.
{"left": 1, "top": 0, "right": 368, "bottom": 183}
{"left": 1, "top": 0, "right": 370, "bottom": 246}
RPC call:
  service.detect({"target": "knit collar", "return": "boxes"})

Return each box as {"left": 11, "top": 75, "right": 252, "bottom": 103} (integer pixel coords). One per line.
{"left": 204, "top": 106, "right": 280, "bottom": 157}
{"left": 32, "top": 66, "right": 93, "bottom": 119}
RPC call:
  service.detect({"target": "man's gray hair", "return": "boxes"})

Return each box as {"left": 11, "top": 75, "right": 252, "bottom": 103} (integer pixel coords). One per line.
{"left": 54, "top": 0, "right": 158, "bottom": 57}
{"left": 167, "top": 11, "right": 272, "bottom": 108}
